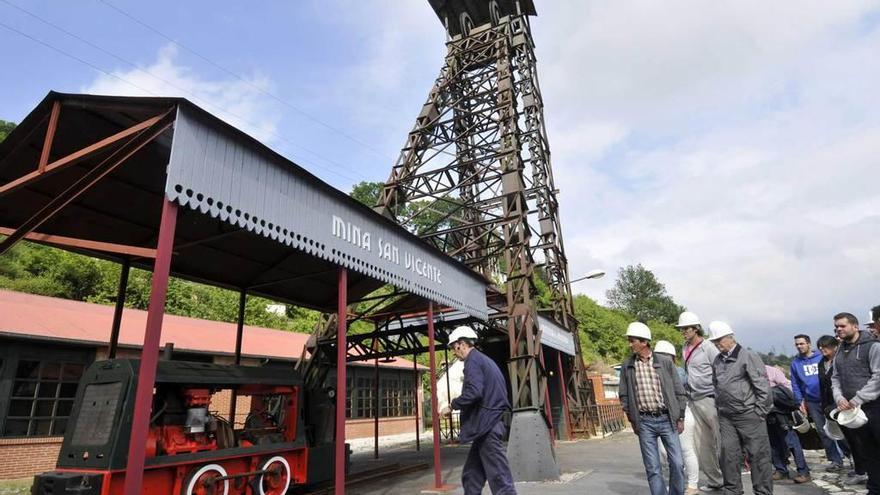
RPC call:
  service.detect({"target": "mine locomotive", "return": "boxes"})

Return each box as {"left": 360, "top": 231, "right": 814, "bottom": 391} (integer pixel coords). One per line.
{"left": 32, "top": 359, "right": 339, "bottom": 494}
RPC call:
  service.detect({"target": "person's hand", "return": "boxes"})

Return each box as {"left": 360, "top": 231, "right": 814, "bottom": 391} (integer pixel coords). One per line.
{"left": 440, "top": 405, "right": 452, "bottom": 416}
{"left": 676, "top": 419, "right": 685, "bottom": 434}
{"left": 837, "top": 398, "right": 853, "bottom": 411}
{"left": 799, "top": 401, "right": 807, "bottom": 415}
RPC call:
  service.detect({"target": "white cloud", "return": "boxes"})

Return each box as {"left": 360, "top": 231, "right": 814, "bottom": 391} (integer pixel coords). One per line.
{"left": 530, "top": 1, "right": 880, "bottom": 349}
{"left": 81, "top": 44, "right": 280, "bottom": 144}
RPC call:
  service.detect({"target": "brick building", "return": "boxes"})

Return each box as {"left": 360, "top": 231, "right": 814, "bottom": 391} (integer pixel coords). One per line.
{"left": 0, "top": 290, "right": 425, "bottom": 480}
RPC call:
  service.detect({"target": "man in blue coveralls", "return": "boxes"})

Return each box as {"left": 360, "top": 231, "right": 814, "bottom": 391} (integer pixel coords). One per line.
{"left": 443, "top": 325, "right": 517, "bottom": 495}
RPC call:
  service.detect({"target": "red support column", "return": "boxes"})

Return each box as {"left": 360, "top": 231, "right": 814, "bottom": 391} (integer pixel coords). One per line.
{"left": 427, "top": 303, "right": 444, "bottom": 488}
{"left": 229, "top": 290, "right": 246, "bottom": 423}
{"left": 107, "top": 259, "right": 130, "bottom": 359}
{"left": 374, "top": 354, "right": 380, "bottom": 459}
{"left": 122, "top": 199, "right": 178, "bottom": 495}
{"left": 335, "top": 268, "right": 348, "bottom": 495}
{"left": 540, "top": 351, "right": 556, "bottom": 444}
{"left": 557, "top": 352, "right": 573, "bottom": 441}
{"left": 414, "top": 355, "right": 420, "bottom": 452}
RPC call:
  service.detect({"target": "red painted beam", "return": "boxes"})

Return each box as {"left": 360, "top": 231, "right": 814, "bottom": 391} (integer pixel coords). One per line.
{"left": 335, "top": 268, "right": 348, "bottom": 495}
{"left": 557, "top": 352, "right": 573, "bottom": 440}
{"left": 122, "top": 199, "right": 178, "bottom": 495}
{"left": 427, "top": 303, "right": 443, "bottom": 488}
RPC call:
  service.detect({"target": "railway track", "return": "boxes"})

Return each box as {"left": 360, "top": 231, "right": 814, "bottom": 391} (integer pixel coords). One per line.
{"left": 300, "top": 462, "right": 430, "bottom": 494}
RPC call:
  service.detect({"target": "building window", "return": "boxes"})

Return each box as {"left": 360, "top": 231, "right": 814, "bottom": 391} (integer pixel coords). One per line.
{"left": 4, "top": 360, "right": 84, "bottom": 437}
{"left": 355, "top": 377, "right": 375, "bottom": 418}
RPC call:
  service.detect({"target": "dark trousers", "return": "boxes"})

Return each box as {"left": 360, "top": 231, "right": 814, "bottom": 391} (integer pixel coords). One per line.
{"left": 850, "top": 402, "right": 880, "bottom": 494}
{"left": 719, "top": 412, "right": 773, "bottom": 495}
{"left": 462, "top": 422, "right": 516, "bottom": 495}
{"left": 840, "top": 424, "right": 866, "bottom": 475}
{"left": 768, "top": 423, "right": 809, "bottom": 476}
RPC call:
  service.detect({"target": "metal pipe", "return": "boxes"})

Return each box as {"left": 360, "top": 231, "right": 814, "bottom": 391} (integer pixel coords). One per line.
{"left": 557, "top": 352, "right": 573, "bottom": 440}
{"left": 229, "top": 290, "right": 246, "bottom": 423}
{"left": 427, "top": 303, "right": 443, "bottom": 488}
{"left": 108, "top": 259, "right": 130, "bottom": 359}
{"left": 122, "top": 199, "right": 178, "bottom": 495}
{"left": 335, "top": 268, "right": 348, "bottom": 495}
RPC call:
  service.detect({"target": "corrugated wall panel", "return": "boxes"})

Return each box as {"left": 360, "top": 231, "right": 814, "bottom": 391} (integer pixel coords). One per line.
{"left": 165, "top": 106, "right": 488, "bottom": 320}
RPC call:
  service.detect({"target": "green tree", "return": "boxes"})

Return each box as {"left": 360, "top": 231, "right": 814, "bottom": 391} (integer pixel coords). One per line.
{"left": 0, "top": 120, "right": 14, "bottom": 142}
{"left": 350, "top": 181, "right": 382, "bottom": 207}
{"left": 605, "top": 264, "right": 684, "bottom": 325}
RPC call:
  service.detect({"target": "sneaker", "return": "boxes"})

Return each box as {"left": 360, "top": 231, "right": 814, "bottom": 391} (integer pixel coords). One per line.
{"left": 699, "top": 485, "right": 723, "bottom": 492}
{"left": 792, "top": 474, "right": 812, "bottom": 484}
{"left": 824, "top": 463, "right": 845, "bottom": 473}
{"left": 685, "top": 488, "right": 701, "bottom": 495}
{"left": 843, "top": 473, "right": 868, "bottom": 485}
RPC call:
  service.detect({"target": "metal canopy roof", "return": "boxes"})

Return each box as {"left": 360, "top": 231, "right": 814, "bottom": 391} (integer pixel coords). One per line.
{"left": 0, "top": 92, "right": 489, "bottom": 320}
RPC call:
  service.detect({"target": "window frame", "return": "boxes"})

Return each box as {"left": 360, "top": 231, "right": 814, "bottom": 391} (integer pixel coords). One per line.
{"left": 0, "top": 340, "right": 93, "bottom": 438}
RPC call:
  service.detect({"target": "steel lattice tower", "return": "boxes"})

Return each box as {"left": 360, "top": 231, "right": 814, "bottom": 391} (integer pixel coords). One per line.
{"left": 376, "top": 0, "right": 588, "bottom": 480}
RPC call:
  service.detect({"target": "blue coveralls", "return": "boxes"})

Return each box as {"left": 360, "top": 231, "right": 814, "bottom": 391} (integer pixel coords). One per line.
{"left": 452, "top": 349, "right": 517, "bottom": 495}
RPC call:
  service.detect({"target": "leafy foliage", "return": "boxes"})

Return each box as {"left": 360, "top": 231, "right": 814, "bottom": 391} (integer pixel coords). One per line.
{"left": 0, "top": 120, "right": 15, "bottom": 142}
{"left": 606, "top": 264, "right": 685, "bottom": 325}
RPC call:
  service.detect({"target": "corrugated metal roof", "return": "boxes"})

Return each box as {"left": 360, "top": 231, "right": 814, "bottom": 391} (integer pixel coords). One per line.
{"left": 0, "top": 92, "right": 489, "bottom": 320}
{"left": 0, "top": 289, "right": 423, "bottom": 370}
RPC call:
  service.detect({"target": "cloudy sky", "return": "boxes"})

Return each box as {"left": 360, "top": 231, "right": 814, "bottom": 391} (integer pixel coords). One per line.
{"left": 1, "top": 1, "right": 878, "bottom": 352}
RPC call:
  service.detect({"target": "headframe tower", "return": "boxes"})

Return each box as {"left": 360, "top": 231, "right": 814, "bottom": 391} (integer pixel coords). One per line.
{"left": 376, "top": 0, "right": 586, "bottom": 480}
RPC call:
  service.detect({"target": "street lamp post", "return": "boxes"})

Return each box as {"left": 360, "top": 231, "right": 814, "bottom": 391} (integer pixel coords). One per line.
{"left": 568, "top": 269, "right": 605, "bottom": 285}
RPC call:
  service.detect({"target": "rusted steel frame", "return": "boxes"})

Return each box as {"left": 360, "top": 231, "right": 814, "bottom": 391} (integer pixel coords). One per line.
{"left": 107, "top": 259, "right": 131, "bottom": 359}
{"left": 0, "top": 227, "right": 157, "bottom": 258}
{"left": 37, "top": 101, "right": 61, "bottom": 173}
{"left": 122, "top": 199, "right": 178, "bottom": 495}
{"left": 0, "top": 111, "right": 174, "bottom": 256}
{"left": 0, "top": 109, "right": 173, "bottom": 198}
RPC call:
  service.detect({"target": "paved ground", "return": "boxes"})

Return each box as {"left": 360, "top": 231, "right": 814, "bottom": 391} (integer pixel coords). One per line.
{"left": 344, "top": 432, "right": 834, "bottom": 495}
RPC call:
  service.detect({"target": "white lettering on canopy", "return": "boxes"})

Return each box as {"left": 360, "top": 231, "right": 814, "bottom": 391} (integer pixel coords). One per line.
{"left": 331, "top": 215, "right": 442, "bottom": 285}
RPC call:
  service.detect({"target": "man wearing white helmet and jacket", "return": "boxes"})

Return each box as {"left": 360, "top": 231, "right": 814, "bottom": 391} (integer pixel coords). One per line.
{"left": 619, "top": 322, "right": 687, "bottom": 495}
{"left": 442, "top": 325, "right": 516, "bottom": 495}
{"left": 676, "top": 311, "right": 723, "bottom": 491}
{"left": 708, "top": 320, "right": 773, "bottom": 495}
{"left": 831, "top": 312, "right": 880, "bottom": 494}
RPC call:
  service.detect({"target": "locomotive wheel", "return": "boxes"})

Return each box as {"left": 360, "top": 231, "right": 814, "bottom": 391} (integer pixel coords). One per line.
{"left": 182, "top": 463, "right": 230, "bottom": 495}
{"left": 257, "top": 456, "right": 291, "bottom": 495}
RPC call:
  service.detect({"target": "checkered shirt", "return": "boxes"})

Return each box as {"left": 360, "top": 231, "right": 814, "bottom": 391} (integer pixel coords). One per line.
{"left": 634, "top": 353, "right": 665, "bottom": 413}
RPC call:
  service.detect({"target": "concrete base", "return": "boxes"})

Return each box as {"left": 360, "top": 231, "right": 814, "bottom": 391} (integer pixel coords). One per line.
{"left": 506, "top": 409, "right": 561, "bottom": 481}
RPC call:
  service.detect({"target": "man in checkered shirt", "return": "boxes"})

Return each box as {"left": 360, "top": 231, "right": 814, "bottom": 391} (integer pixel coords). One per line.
{"left": 619, "top": 322, "right": 688, "bottom": 495}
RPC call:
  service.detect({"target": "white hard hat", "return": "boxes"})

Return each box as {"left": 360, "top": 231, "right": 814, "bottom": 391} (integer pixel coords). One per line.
{"left": 831, "top": 406, "right": 868, "bottom": 429}
{"left": 792, "top": 413, "right": 811, "bottom": 434}
{"left": 626, "top": 322, "right": 652, "bottom": 341}
{"left": 447, "top": 325, "right": 479, "bottom": 347}
{"left": 675, "top": 311, "right": 701, "bottom": 328}
{"left": 823, "top": 419, "right": 845, "bottom": 440}
{"left": 654, "top": 340, "right": 676, "bottom": 356}
{"left": 707, "top": 321, "right": 734, "bottom": 341}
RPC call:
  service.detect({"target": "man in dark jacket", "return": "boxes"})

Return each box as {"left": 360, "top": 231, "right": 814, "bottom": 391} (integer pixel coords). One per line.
{"left": 445, "top": 325, "right": 516, "bottom": 495}
{"left": 619, "top": 322, "right": 687, "bottom": 495}
{"left": 708, "top": 321, "right": 773, "bottom": 495}
{"left": 831, "top": 312, "right": 880, "bottom": 494}
{"left": 817, "top": 334, "right": 864, "bottom": 485}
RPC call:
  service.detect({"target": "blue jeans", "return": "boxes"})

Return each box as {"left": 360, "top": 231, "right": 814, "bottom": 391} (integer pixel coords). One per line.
{"left": 805, "top": 400, "right": 844, "bottom": 465}
{"left": 637, "top": 414, "right": 685, "bottom": 495}
{"left": 769, "top": 424, "right": 809, "bottom": 476}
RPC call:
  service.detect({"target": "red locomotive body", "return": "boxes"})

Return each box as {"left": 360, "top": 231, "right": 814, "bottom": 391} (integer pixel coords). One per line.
{"left": 32, "top": 359, "right": 340, "bottom": 495}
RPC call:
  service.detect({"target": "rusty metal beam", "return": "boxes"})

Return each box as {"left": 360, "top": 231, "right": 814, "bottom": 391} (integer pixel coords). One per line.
{"left": 37, "top": 101, "right": 61, "bottom": 174}
{"left": 0, "top": 109, "right": 172, "bottom": 198}
{"left": 0, "top": 227, "right": 157, "bottom": 258}
{"left": 0, "top": 110, "right": 174, "bottom": 256}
